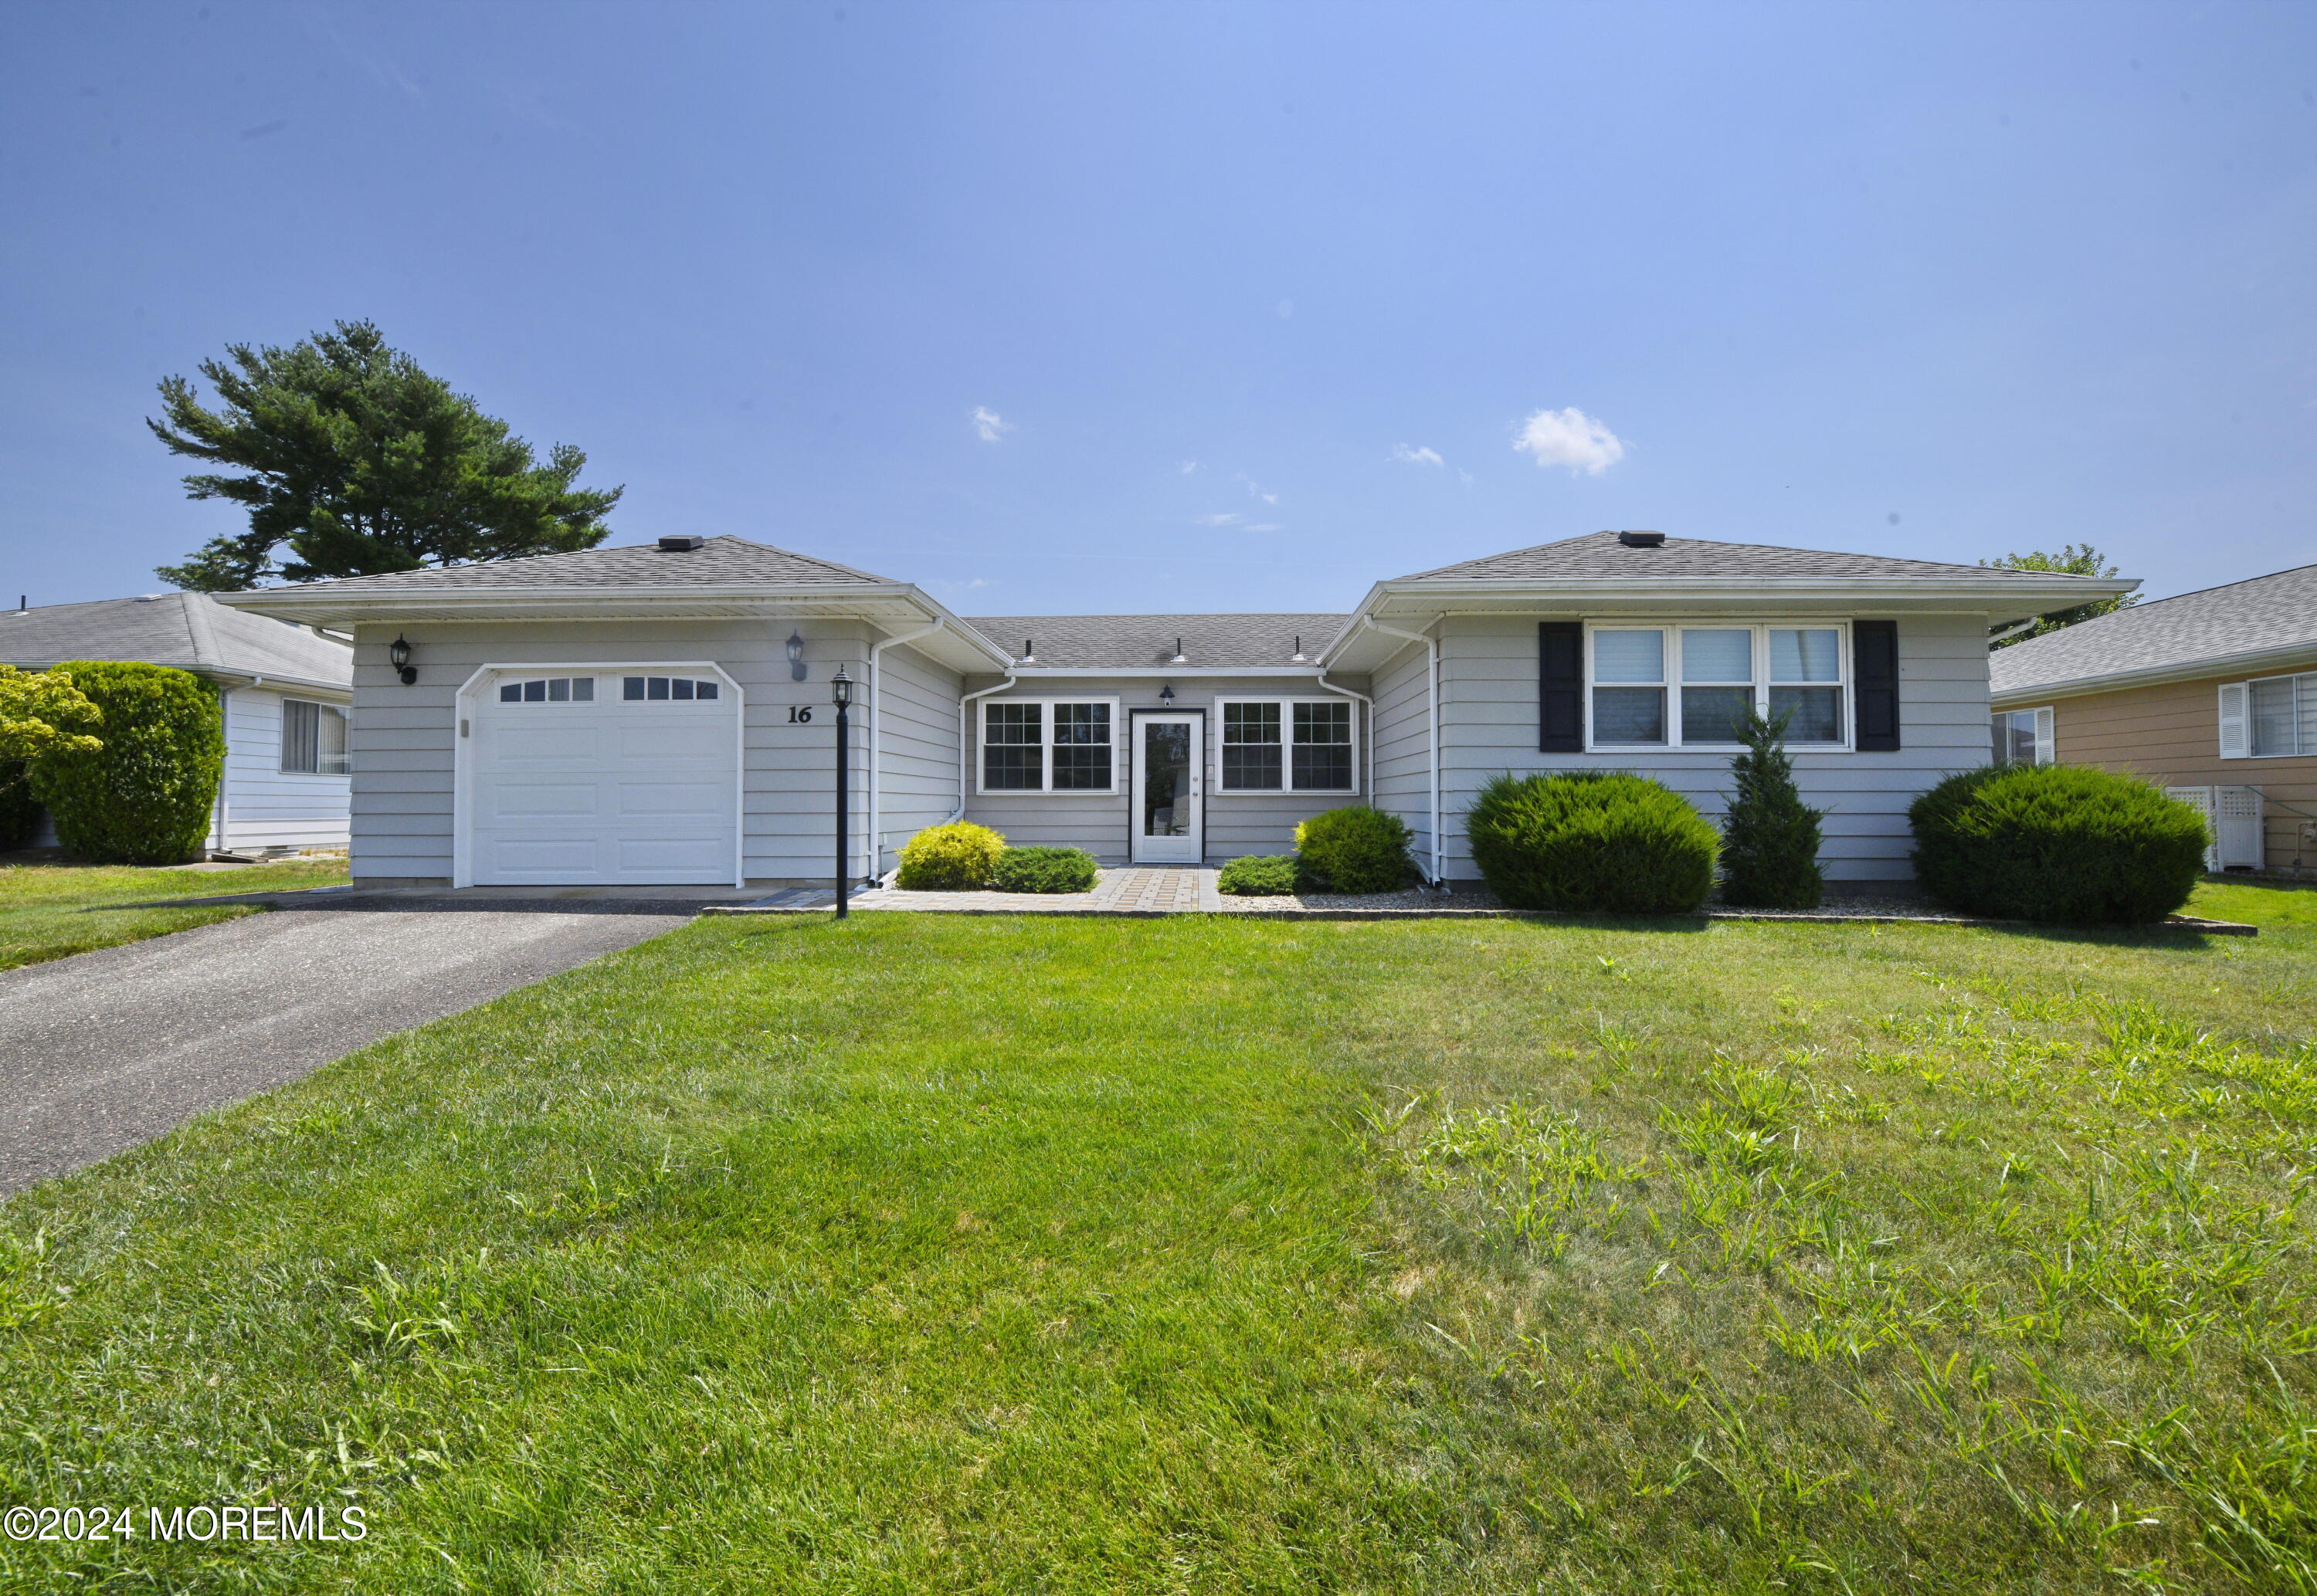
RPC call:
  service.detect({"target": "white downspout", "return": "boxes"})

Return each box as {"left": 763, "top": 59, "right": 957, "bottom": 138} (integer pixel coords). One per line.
{"left": 952, "top": 669, "right": 1020, "bottom": 849}
{"left": 210, "top": 685, "right": 233, "bottom": 856}
{"left": 1359, "top": 617, "right": 1443, "bottom": 886}
{"left": 867, "top": 618, "right": 945, "bottom": 884}
{"left": 1311, "top": 671, "right": 1375, "bottom": 807}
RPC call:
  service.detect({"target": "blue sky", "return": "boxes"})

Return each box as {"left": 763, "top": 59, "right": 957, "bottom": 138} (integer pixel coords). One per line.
{"left": 3, "top": 0, "right": 2312, "bottom": 615}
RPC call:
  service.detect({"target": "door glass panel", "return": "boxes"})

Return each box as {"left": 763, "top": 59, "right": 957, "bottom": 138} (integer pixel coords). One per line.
{"left": 1142, "top": 720, "right": 1191, "bottom": 837}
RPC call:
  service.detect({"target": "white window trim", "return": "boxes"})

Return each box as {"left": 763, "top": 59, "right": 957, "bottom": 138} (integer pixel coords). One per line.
{"left": 1582, "top": 620, "right": 1854, "bottom": 754}
{"left": 277, "top": 696, "right": 351, "bottom": 778}
{"left": 1212, "top": 696, "right": 1361, "bottom": 795}
{"left": 975, "top": 695, "right": 1121, "bottom": 796}
{"left": 1990, "top": 707, "right": 2056, "bottom": 766}
{"left": 2223, "top": 671, "right": 2315, "bottom": 760}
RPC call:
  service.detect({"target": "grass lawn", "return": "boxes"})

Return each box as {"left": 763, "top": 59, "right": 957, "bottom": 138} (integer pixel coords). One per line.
{"left": 1, "top": 886, "right": 2312, "bottom": 1591}
{"left": 0, "top": 858, "right": 350, "bottom": 971}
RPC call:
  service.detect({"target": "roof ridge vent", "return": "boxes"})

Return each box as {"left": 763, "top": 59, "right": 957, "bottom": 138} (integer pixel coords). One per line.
{"left": 1617, "top": 530, "right": 1665, "bottom": 548}
{"left": 656, "top": 535, "right": 707, "bottom": 552}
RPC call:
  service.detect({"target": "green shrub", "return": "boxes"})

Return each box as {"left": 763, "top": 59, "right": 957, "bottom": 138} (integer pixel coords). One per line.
{"left": 1464, "top": 771, "right": 1718, "bottom": 914}
{"left": 1719, "top": 710, "right": 1825, "bottom": 910}
{"left": 989, "top": 845, "right": 1099, "bottom": 893}
{"left": 1216, "top": 854, "right": 1301, "bottom": 896}
{"left": 0, "top": 760, "right": 39, "bottom": 850}
{"left": 1293, "top": 805, "right": 1415, "bottom": 893}
{"left": 1908, "top": 764, "right": 2208, "bottom": 923}
{"left": 28, "top": 662, "right": 222, "bottom": 865}
{"left": 894, "top": 821, "right": 1006, "bottom": 889}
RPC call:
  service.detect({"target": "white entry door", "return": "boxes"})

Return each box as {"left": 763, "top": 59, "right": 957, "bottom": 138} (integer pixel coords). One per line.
{"left": 468, "top": 670, "right": 739, "bottom": 886}
{"left": 1130, "top": 713, "right": 1203, "bottom": 864}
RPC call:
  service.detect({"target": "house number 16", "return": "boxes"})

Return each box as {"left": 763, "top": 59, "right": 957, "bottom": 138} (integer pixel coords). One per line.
{"left": 787, "top": 706, "right": 814, "bottom": 723}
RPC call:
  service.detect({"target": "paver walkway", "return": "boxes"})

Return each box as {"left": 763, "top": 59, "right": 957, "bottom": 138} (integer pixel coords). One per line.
{"left": 738, "top": 866, "right": 1223, "bottom": 914}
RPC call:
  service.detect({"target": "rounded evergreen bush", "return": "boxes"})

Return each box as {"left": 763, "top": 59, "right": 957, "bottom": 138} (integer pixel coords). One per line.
{"left": 989, "top": 845, "right": 1098, "bottom": 893}
{"left": 0, "top": 760, "right": 40, "bottom": 850}
{"left": 28, "top": 662, "right": 222, "bottom": 866}
{"left": 1293, "top": 805, "right": 1415, "bottom": 893}
{"left": 894, "top": 820, "right": 1006, "bottom": 889}
{"left": 1908, "top": 764, "right": 2209, "bottom": 924}
{"left": 1464, "top": 771, "right": 1718, "bottom": 914}
{"left": 1216, "top": 854, "right": 1300, "bottom": 896}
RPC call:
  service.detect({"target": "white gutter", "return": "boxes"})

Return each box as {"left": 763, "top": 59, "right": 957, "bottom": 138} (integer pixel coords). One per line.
{"left": 1359, "top": 616, "right": 1443, "bottom": 886}
{"left": 866, "top": 618, "right": 945, "bottom": 883}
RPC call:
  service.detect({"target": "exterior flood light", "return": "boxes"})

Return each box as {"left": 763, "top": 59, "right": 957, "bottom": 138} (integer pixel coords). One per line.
{"left": 388, "top": 634, "right": 416, "bottom": 685}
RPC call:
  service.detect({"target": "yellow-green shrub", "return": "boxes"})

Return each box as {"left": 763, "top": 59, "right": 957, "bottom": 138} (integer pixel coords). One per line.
{"left": 895, "top": 821, "right": 1006, "bottom": 889}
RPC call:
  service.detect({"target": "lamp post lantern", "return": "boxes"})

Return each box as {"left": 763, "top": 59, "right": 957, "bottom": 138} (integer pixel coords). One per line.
{"left": 831, "top": 666, "right": 854, "bottom": 919}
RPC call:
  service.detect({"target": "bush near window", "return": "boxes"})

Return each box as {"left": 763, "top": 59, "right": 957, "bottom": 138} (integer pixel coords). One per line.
{"left": 1908, "top": 764, "right": 2209, "bottom": 924}
{"left": 989, "top": 845, "right": 1099, "bottom": 894}
{"left": 894, "top": 821, "right": 1006, "bottom": 890}
{"left": 1292, "top": 805, "right": 1415, "bottom": 893}
{"left": 29, "top": 662, "right": 223, "bottom": 866}
{"left": 1216, "top": 854, "right": 1301, "bottom": 896}
{"left": 1718, "top": 710, "right": 1826, "bottom": 910}
{"left": 1464, "top": 771, "right": 1718, "bottom": 915}
{"left": 0, "top": 761, "right": 39, "bottom": 850}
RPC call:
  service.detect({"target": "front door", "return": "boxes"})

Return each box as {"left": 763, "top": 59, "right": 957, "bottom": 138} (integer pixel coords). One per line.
{"left": 1131, "top": 714, "right": 1203, "bottom": 864}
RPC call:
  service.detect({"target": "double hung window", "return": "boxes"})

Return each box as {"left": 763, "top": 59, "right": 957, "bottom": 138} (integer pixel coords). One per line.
{"left": 1587, "top": 624, "right": 1850, "bottom": 749}
{"left": 280, "top": 698, "right": 349, "bottom": 775}
{"left": 981, "top": 700, "right": 1116, "bottom": 791}
{"left": 1216, "top": 699, "right": 1355, "bottom": 791}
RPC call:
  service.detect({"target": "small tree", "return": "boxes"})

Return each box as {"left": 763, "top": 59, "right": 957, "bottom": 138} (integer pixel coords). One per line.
{"left": 29, "top": 663, "right": 222, "bottom": 865}
{"left": 0, "top": 665, "right": 103, "bottom": 849}
{"left": 1981, "top": 545, "right": 2139, "bottom": 649}
{"left": 149, "top": 320, "right": 622, "bottom": 590}
{"left": 1719, "top": 709, "right": 1825, "bottom": 909}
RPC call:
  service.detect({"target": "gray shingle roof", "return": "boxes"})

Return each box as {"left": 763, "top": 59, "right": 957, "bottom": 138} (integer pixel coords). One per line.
{"left": 248, "top": 535, "right": 893, "bottom": 596}
{"left": 963, "top": 614, "right": 1351, "bottom": 670}
{"left": 0, "top": 592, "right": 351, "bottom": 688}
{"left": 1399, "top": 529, "right": 2098, "bottom": 584}
{"left": 1991, "top": 563, "right": 2317, "bottom": 696}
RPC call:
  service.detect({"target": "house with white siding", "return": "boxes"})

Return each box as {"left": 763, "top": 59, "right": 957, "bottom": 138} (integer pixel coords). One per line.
{"left": 2, "top": 591, "right": 352, "bottom": 856}
{"left": 214, "top": 529, "right": 2125, "bottom": 893}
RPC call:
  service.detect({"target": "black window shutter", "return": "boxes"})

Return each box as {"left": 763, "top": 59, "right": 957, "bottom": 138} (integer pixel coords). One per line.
{"left": 1854, "top": 619, "right": 1900, "bottom": 751}
{"left": 1539, "top": 622, "right": 1583, "bottom": 752}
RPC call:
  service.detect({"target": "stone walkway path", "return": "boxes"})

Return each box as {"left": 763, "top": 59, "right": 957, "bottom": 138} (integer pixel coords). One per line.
{"left": 730, "top": 866, "right": 1223, "bottom": 915}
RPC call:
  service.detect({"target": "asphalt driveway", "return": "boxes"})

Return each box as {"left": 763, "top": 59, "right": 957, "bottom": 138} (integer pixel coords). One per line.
{"left": 0, "top": 905, "right": 690, "bottom": 1198}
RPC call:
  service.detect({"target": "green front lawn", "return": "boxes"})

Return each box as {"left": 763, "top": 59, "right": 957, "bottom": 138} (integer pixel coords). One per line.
{"left": 0, "top": 858, "right": 349, "bottom": 971}
{"left": 2, "top": 906, "right": 2312, "bottom": 1591}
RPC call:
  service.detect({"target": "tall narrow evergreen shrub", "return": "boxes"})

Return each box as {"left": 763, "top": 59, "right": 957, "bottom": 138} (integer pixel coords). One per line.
{"left": 1718, "top": 710, "right": 1826, "bottom": 909}
{"left": 26, "top": 662, "right": 223, "bottom": 865}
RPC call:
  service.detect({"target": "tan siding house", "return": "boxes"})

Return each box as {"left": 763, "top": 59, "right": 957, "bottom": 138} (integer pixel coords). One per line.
{"left": 1991, "top": 563, "right": 2317, "bottom": 876}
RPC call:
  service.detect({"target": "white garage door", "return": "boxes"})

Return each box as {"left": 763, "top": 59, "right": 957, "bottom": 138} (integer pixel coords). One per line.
{"left": 470, "top": 671, "right": 739, "bottom": 886}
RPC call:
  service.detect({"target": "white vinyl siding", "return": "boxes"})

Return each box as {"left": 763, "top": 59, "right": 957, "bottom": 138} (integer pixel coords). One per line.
{"left": 215, "top": 688, "right": 352, "bottom": 852}
{"left": 1395, "top": 612, "right": 1986, "bottom": 886}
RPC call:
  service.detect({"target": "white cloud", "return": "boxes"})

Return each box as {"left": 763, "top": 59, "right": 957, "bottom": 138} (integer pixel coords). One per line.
{"left": 1390, "top": 444, "right": 1444, "bottom": 467}
{"left": 1237, "top": 475, "right": 1280, "bottom": 505}
{"left": 1243, "top": 522, "right": 1284, "bottom": 533}
{"left": 1178, "top": 459, "right": 1200, "bottom": 475}
{"left": 970, "top": 406, "right": 1013, "bottom": 443}
{"left": 1194, "top": 512, "right": 1243, "bottom": 527}
{"left": 1512, "top": 406, "right": 1627, "bottom": 476}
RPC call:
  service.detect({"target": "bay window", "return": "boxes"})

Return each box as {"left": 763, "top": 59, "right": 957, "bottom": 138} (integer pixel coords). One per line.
{"left": 1217, "top": 698, "right": 1356, "bottom": 792}
{"left": 1586, "top": 624, "right": 1851, "bottom": 750}
{"left": 981, "top": 700, "right": 1116, "bottom": 792}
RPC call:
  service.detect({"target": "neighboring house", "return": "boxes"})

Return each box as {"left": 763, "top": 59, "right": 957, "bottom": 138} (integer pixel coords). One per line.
{"left": 216, "top": 529, "right": 2121, "bottom": 892}
{"left": 0, "top": 591, "right": 354, "bottom": 856}
{"left": 1990, "top": 563, "right": 2317, "bottom": 876}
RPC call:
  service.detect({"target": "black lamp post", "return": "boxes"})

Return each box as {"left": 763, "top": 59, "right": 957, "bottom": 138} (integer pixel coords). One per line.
{"left": 831, "top": 666, "right": 854, "bottom": 920}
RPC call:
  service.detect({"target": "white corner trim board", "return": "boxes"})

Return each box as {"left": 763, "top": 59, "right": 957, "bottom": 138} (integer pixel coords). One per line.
{"left": 450, "top": 662, "right": 747, "bottom": 889}
{"left": 1359, "top": 614, "right": 1442, "bottom": 886}
{"left": 867, "top": 617, "right": 945, "bottom": 879}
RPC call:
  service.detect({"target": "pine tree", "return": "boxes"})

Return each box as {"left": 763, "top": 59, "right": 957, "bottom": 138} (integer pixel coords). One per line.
{"left": 1720, "top": 709, "right": 1825, "bottom": 909}
{"left": 148, "top": 320, "right": 621, "bottom": 590}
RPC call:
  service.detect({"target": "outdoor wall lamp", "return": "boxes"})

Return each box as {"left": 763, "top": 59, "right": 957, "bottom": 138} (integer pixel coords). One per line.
{"left": 388, "top": 634, "right": 416, "bottom": 685}
{"left": 1158, "top": 683, "right": 1175, "bottom": 703}
{"left": 786, "top": 631, "right": 807, "bottom": 682}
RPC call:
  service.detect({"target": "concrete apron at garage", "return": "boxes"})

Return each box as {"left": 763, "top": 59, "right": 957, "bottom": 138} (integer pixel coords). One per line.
{"left": 0, "top": 905, "right": 689, "bottom": 1198}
